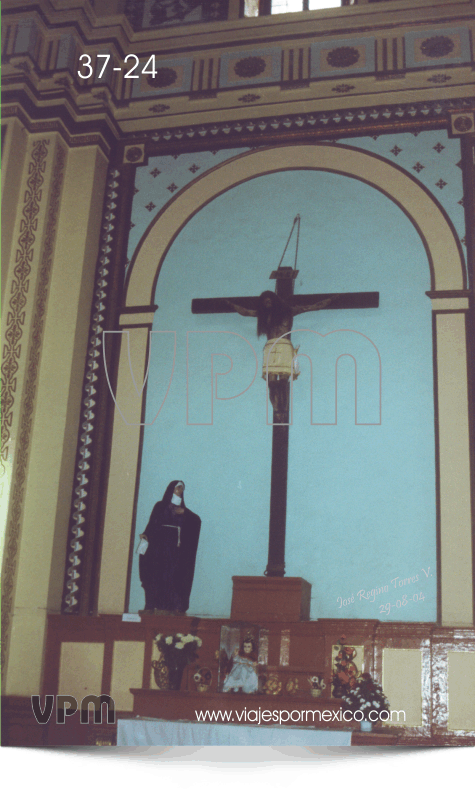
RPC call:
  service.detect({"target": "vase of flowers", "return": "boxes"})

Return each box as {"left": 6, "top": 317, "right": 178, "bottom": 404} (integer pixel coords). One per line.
{"left": 308, "top": 675, "right": 326, "bottom": 697}
{"left": 341, "top": 672, "right": 390, "bottom": 731}
{"left": 151, "top": 657, "right": 169, "bottom": 690}
{"left": 360, "top": 719, "right": 372, "bottom": 732}
{"left": 154, "top": 633, "right": 202, "bottom": 691}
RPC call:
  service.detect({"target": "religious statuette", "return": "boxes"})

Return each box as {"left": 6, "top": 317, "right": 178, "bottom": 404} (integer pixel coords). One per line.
{"left": 138, "top": 480, "right": 201, "bottom": 614}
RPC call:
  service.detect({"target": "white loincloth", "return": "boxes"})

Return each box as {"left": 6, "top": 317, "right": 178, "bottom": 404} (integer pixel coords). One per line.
{"left": 262, "top": 337, "right": 300, "bottom": 380}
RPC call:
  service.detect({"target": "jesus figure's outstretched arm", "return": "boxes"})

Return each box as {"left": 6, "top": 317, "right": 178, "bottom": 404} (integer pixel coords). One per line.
{"left": 225, "top": 299, "right": 257, "bottom": 317}
{"left": 292, "top": 297, "right": 333, "bottom": 316}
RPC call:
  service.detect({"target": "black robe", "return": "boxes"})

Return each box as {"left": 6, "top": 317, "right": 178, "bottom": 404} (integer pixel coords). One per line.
{"left": 139, "top": 481, "right": 201, "bottom": 612}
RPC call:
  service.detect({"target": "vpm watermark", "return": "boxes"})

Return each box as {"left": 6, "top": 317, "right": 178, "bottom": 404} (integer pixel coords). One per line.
{"left": 31, "top": 694, "right": 115, "bottom": 725}
{"left": 103, "top": 328, "right": 382, "bottom": 427}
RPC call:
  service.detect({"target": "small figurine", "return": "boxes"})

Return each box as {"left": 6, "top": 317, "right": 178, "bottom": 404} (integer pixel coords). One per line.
{"left": 332, "top": 635, "right": 360, "bottom": 698}
{"left": 222, "top": 637, "right": 259, "bottom": 694}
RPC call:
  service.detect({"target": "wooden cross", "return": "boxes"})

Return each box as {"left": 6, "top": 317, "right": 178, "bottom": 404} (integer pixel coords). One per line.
{"left": 192, "top": 269, "right": 379, "bottom": 577}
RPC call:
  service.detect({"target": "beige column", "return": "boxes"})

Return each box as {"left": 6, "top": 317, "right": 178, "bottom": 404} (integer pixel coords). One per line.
{"left": 1, "top": 134, "right": 56, "bottom": 578}
{"left": 98, "top": 311, "right": 156, "bottom": 614}
{"left": 3, "top": 142, "right": 108, "bottom": 696}
{"left": 431, "top": 296, "right": 473, "bottom": 626}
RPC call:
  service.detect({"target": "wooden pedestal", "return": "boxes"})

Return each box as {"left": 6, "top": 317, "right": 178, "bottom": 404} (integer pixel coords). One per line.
{"left": 231, "top": 576, "right": 311, "bottom": 622}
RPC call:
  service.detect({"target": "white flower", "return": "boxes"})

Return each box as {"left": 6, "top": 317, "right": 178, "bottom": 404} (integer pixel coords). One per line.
{"left": 165, "top": 636, "right": 173, "bottom": 645}
{"left": 182, "top": 634, "right": 193, "bottom": 643}
{"left": 155, "top": 634, "right": 162, "bottom": 642}
{"left": 176, "top": 633, "right": 183, "bottom": 638}
{"left": 175, "top": 642, "right": 184, "bottom": 649}
{"left": 197, "top": 638, "right": 202, "bottom": 647}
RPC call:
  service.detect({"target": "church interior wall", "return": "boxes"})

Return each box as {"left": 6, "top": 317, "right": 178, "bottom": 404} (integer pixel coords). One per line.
{"left": 1, "top": 0, "right": 474, "bottom": 747}
{"left": 127, "top": 163, "right": 439, "bottom": 622}
{"left": 99, "top": 139, "right": 469, "bottom": 625}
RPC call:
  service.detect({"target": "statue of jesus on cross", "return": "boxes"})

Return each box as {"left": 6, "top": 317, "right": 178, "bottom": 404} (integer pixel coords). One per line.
{"left": 226, "top": 290, "right": 331, "bottom": 421}
{"left": 191, "top": 215, "right": 379, "bottom": 577}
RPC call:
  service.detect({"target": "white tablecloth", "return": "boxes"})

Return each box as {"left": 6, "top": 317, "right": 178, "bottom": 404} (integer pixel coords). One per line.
{"left": 117, "top": 719, "right": 352, "bottom": 746}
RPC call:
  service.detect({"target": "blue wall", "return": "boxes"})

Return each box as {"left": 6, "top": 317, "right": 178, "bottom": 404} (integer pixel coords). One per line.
{"left": 128, "top": 168, "right": 438, "bottom": 621}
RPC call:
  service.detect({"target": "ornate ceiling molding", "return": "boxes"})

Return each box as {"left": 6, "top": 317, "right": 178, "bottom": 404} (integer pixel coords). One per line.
{"left": 131, "top": 96, "right": 475, "bottom": 154}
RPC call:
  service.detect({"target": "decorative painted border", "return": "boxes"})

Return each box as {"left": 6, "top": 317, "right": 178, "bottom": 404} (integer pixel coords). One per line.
{"left": 143, "top": 97, "right": 474, "bottom": 147}
{"left": 62, "top": 168, "right": 120, "bottom": 613}
{"left": 1, "top": 139, "right": 49, "bottom": 481}
{"left": 310, "top": 37, "right": 376, "bottom": 77}
{"left": 219, "top": 48, "right": 282, "bottom": 89}
{"left": 131, "top": 57, "right": 194, "bottom": 98}
{"left": 404, "top": 28, "right": 471, "bottom": 69}
{"left": 1, "top": 141, "right": 65, "bottom": 673}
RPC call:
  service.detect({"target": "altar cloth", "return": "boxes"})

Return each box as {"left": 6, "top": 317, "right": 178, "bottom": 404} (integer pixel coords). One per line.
{"left": 117, "top": 719, "right": 352, "bottom": 746}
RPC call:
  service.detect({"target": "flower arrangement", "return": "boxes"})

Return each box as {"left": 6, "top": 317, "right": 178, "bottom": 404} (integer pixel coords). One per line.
{"left": 154, "top": 633, "right": 202, "bottom": 668}
{"left": 341, "top": 673, "right": 390, "bottom": 723}
{"left": 307, "top": 675, "right": 326, "bottom": 691}
{"left": 193, "top": 666, "right": 212, "bottom": 693}
{"left": 307, "top": 675, "right": 326, "bottom": 697}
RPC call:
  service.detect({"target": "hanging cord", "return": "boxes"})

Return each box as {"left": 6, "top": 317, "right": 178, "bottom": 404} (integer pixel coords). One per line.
{"left": 294, "top": 214, "right": 300, "bottom": 272}
{"left": 277, "top": 214, "right": 301, "bottom": 271}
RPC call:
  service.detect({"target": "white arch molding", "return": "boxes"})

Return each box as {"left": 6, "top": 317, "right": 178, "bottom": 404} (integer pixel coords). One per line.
{"left": 126, "top": 142, "right": 465, "bottom": 306}
{"left": 98, "top": 144, "right": 472, "bottom": 627}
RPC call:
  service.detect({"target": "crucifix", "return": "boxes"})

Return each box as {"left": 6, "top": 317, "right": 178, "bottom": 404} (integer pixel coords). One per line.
{"left": 192, "top": 216, "right": 379, "bottom": 578}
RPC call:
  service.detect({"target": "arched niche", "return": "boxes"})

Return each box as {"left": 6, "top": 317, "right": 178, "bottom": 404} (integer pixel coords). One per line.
{"left": 98, "top": 143, "right": 471, "bottom": 627}
{"left": 126, "top": 143, "right": 465, "bottom": 307}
